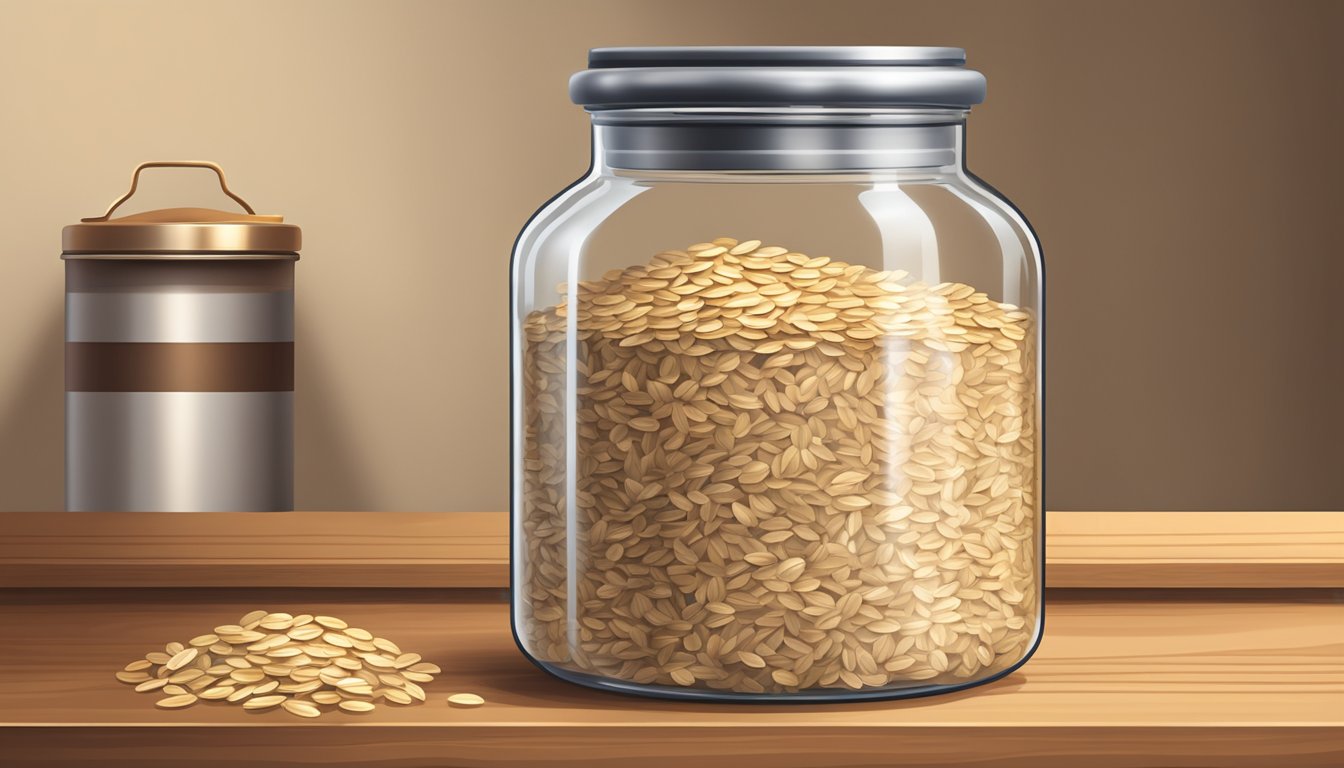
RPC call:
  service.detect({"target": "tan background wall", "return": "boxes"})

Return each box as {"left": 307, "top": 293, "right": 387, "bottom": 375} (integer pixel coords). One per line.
{"left": 0, "top": 0, "right": 1339, "bottom": 512}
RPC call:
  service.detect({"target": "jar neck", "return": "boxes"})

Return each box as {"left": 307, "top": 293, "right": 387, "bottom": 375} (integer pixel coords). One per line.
{"left": 590, "top": 108, "right": 966, "bottom": 173}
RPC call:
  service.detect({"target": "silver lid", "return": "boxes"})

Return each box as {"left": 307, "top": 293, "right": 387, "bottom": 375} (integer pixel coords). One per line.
{"left": 571, "top": 46, "right": 986, "bottom": 110}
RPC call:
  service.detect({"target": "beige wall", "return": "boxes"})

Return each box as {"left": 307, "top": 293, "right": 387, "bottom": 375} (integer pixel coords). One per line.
{"left": 0, "top": 0, "right": 1339, "bottom": 511}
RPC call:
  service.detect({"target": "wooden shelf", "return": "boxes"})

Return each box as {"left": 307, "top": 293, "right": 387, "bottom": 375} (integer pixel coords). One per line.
{"left": 3, "top": 511, "right": 1338, "bottom": 764}
{"left": 0, "top": 586, "right": 1340, "bottom": 767}
{"left": 1, "top": 510, "right": 1340, "bottom": 589}
{"left": 1048, "top": 510, "right": 1344, "bottom": 588}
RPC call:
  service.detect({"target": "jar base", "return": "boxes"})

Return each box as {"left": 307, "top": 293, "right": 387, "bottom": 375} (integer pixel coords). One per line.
{"left": 521, "top": 654, "right": 1034, "bottom": 704}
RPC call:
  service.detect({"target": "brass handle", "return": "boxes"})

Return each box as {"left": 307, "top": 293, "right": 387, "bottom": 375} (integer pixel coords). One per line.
{"left": 81, "top": 161, "right": 257, "bottom": 222}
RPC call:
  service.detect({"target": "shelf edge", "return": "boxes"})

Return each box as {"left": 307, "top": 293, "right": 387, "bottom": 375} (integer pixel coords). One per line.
{"left": 0, "top": 510, "right": 1339, "bottom": 589}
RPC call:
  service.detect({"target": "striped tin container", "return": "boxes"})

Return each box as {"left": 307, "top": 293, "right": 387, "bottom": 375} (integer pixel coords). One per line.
{"left": 62, "top": 162, "right": 301, "bottom": 512}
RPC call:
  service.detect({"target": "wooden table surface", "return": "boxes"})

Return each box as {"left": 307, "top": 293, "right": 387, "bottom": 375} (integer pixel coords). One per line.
{"left": 2, "top": 586, "right": 1340, "bottom": 767}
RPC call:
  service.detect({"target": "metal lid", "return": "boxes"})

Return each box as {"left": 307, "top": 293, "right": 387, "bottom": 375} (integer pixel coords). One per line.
{"left": 62, "top": 162, "right": 301, "bottom": 258}
{"left": 571, "top": 46, "right": 986, "bottom": 110}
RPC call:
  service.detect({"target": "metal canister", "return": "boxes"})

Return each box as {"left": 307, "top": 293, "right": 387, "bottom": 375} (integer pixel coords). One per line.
{"left": 62, "top": 161, "right": 301, "bottom": 511}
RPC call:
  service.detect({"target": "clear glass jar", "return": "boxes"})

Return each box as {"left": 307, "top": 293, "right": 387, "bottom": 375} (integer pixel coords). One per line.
{"left": 511, "top": 47, "right": 1043, "bottom": 701}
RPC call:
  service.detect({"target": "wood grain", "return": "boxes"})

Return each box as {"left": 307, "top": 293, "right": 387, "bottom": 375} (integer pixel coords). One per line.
{"left": 0, "top": 511, "right": 506, "bottom": 588}
{"left": 0, "top": 587, "right": 1339, "bottom": 767}
{"left": 1, "top": 510, "right": 1340, "bottom": 589}
{"left": 1048, "top": 510, "right": 1344, "bottom": 588}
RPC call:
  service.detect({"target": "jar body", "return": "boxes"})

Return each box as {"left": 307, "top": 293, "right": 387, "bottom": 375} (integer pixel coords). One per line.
{"left": 511, "top": 121, "right": 1042, "bottom": 700}
{"left": 65, "top": 258, "right": 295, "bottom": 512}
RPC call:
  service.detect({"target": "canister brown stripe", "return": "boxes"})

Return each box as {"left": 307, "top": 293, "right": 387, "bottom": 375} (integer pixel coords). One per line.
{"left": 66, "top": 342, "right": 294, "bottom": 392}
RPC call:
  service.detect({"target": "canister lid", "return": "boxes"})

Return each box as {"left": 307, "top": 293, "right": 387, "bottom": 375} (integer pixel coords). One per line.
{"left": 571, "top": 46, "right": 987, "bottom": 110}
{"left": 62, "top": 162, "right": 301, "bottom": 258}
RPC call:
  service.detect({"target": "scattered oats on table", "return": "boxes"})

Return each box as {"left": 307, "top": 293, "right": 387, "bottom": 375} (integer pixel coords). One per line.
{"left": 115, "top": 610, "right": 443, "bottom": 718}
{"left": 447, "top": 693, "right": 485, "bottom": 708}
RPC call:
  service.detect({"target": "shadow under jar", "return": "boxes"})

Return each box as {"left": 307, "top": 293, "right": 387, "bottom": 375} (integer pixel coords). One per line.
{"left": 511, "top": 47, "right": 1043, "bottom": 701}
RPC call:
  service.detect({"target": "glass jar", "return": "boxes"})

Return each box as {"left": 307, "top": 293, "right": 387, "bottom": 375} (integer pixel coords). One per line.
{"left": 511, "top": 47, "right": 1042, "bottom": 701}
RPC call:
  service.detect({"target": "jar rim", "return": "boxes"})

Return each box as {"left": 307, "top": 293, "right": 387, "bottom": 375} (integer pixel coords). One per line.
{"left": 571, "top": 46, "right": 986, "bottom": 111}
{"left": 587, "top": 46, "right": 968, "bottom": 68}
